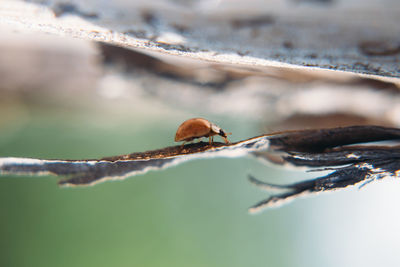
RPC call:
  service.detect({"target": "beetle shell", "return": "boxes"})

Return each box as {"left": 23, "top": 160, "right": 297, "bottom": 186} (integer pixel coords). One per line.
{"left": 175, "top": 118, "right": 230, "bottom": 144}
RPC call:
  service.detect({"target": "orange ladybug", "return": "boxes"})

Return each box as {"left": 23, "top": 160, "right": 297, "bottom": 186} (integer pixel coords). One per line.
{"left": 175, "top": 118, "right": 231, "bottom": 145}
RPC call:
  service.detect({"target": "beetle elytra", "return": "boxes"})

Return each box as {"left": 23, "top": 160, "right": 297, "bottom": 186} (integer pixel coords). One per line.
{"left": 175, "top": 118, "right": 231, "bottom": 145}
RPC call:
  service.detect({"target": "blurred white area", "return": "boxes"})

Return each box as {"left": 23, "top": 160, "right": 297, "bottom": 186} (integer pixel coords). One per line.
{"left": 0, "top": 28, "right": 100, "bottom": 92}
{"left": 294, "top": 179, "right": 400, "bottom": 267}
{"left": 276, "top": 85, "right": 400, "bottom": 125}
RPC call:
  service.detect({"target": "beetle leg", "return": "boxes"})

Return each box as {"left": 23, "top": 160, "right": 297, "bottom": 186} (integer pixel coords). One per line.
{"left": 222, "top": 136, "right": 230, "bottom": 144}
{"left": 209, "top": 136, "right": 213, "bottom": 145}
{"left": 180, "top": 141, "right": 188, "bottom": 148}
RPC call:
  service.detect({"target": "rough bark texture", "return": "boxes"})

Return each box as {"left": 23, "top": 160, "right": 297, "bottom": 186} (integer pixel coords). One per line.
{"left": 1, "top": 0, "right": 399, "bottom": 79}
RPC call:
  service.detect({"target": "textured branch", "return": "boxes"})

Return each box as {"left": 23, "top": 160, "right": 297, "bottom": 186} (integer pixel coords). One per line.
{"left": 0, "top": 137, "right": 269, "bottom": 186}
{"left": 1, "top": 125, "right": 399, "bottom": 213}
{"left": 249, "top": 144, "right": 400, "bottom": 212}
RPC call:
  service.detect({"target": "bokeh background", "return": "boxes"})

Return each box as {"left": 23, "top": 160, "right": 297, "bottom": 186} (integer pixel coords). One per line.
{"left": 1, "top": 0, "right": 400, "bottom": 266}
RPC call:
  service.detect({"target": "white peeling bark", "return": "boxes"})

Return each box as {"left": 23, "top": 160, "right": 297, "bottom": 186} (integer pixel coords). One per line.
{"left": 1, "top": 0, "right": 399, "bottom": 81}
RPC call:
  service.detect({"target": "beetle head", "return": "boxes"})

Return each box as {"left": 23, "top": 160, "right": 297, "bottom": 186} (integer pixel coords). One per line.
{"left": 219, "top": 129, "right": 232, "bottom": 144}
{"left": 219, "top": 129, "right": 230, "bottom": 138}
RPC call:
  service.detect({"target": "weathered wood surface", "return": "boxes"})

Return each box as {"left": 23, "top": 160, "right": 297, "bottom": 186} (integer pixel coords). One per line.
{"left": 1, "top": 0, "right": 399, "bottom": 80}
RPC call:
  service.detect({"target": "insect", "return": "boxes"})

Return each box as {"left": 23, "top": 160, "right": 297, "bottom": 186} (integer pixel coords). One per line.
{"left": 175, "top": 118, "right": 231, "bottom": 145}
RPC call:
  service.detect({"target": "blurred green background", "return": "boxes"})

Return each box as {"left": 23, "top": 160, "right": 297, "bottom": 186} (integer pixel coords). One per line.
{"left": 0, "top": 99, "right": 296, "bottom": 267}
{"left": 2, "top": 95, "right": 400, "bottom": 267}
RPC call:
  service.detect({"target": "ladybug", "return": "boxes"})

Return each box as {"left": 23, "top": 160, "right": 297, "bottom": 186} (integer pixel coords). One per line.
{"left": 175, "top": 118, "right": 231, "bottom": 145}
